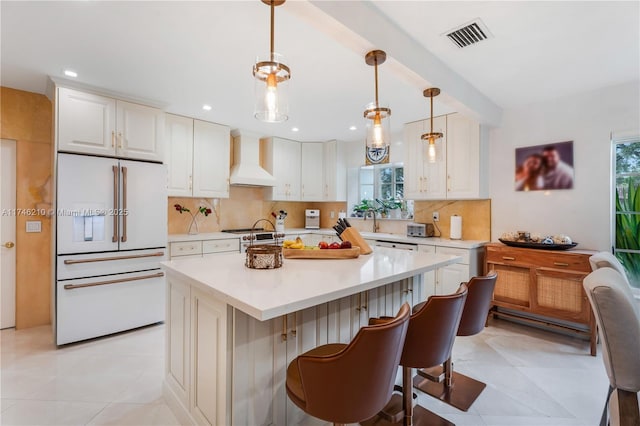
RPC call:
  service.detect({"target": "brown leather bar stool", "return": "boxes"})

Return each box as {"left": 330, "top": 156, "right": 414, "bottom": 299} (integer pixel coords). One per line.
{"left": 364, "top": 284, "right": 468, "bottom": 426}
{"left": 413, "top": 272, "right": 498, "bottom": 411}
{"left": 286, "top": 303, "right": 411, "bottom": 426}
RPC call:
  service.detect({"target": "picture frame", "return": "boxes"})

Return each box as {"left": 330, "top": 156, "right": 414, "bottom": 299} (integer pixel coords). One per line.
{"left": 515, "top": 141, "right": 574, "bottom": 191}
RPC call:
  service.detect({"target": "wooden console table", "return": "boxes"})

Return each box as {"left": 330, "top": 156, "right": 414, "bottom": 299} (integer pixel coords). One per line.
{"left": 485, "top": 243, "right": 597, "bottom": 355}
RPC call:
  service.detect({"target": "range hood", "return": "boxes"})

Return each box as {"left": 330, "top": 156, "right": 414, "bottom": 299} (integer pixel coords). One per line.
{"left": 229, "top": 131, "right": 276, "bottom": 187}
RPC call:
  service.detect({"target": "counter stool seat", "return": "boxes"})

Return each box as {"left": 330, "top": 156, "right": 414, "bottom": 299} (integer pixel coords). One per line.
{"left": 364, "top": 284, "right": 468, "bottom": 426}
{"left": 413, "top": 272, "right": 497, "bottom": 412}
{"left": 286, "top": 304, "right": 411, "bottom": 426}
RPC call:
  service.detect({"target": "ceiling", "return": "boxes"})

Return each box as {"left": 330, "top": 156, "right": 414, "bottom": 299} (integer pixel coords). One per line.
{"left": 1, "top": 1, "right": 638, "bottom": 142}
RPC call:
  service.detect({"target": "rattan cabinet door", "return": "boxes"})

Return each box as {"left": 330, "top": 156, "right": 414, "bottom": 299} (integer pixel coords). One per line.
{"left": 533, "top": 268, "right": 590, "bottom": 324}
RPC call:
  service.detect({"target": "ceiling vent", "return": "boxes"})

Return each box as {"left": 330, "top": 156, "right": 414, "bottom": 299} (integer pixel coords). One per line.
{"left": 445, "top": 19, "right": 492, "bottom": 48}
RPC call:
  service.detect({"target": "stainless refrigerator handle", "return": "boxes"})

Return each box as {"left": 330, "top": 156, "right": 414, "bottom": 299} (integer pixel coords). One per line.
{"left": 112, "top": 165, "right": 119, "bottom": 243}
{"left": 63, "top": 251, "right": 165, "bottom": 265}
{"left": 121, "top": 166, "right": 128, "bottom": 243}
{"left": 63, "top": 271, "right": 164, "bottom": 290}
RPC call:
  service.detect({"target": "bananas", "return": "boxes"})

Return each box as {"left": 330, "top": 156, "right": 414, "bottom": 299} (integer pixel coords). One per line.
{"left": 283, "top": 236, "right": 305, "bottom": 250}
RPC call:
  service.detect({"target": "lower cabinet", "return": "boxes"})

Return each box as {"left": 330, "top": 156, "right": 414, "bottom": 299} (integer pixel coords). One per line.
{"left": 169, "top": 237, "right": 240, "bottom": 260}
{"left": 417, "top": 244, "right": 484, "bottom": 298}
{"left": 484, "top": 243, "right": 596, "bottom": 355}
{"left": 165, "top": 273, "right": 426, "bottom": 425}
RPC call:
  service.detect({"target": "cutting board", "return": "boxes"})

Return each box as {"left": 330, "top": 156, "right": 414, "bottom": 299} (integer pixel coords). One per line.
{"left": 283, "top": 246, "right": 360, "bottom": 259}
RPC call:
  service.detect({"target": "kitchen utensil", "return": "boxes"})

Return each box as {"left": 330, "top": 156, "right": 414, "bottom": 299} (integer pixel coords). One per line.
{"left": 271, "top": 212, "right": 277, "bottom": 219}
{"left": 339, "top": 228, "right": 373, "bottom": 255}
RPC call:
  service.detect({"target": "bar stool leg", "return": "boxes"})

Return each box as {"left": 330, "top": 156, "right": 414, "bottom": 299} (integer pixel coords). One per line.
{"left": 403, "top": 367, "right": 413, "bottom": 426}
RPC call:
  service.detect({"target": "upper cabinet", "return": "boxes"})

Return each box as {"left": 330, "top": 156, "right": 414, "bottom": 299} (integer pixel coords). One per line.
{"left": 264, "top": 137, "right": 301, "bottom": 201}
{"left": 57, "top": 87, "right": 164, "bottom": 162}
{"left": 165, "top": 114, "right": 230, "bottom": 198}
{"left": 264, "top": 138, "right": 347, "bottom": 202}
{"left": 323, "top": 140, "right": 347, "bottom": 202}
{"left": 404, "top": 113, "right": 487, "bottom": 200}
{"left": 300, "top": 143, "right": 324, "bottom": 201}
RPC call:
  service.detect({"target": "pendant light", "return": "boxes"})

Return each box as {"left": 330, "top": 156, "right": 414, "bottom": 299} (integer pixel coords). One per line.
{"left": 363, "top": 50, "right": 391, "bottom": 164}
{"left": 422, "top": 88, "right": 443, "bottom": 164}
{"left": 253, "top": 0, "right": 290, "bottom": 123}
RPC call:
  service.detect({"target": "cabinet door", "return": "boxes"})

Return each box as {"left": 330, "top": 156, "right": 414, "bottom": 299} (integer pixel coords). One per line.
{"left": 323, "top": 140, "right": 347, "bottom": 201}
{"left": 436, "top": 262, "right": 468, "bottom": 295}
{"left": 57, "top": 87, "right": 116, "bottom": 156}
{"left": 421, "top": 115, "right": 447, "bottom": 199}
{"left": 166, "top": 276, "right": 190, "bottom": 407}
{"left": 165, "top": 114, "right": 194, "bottom": 197}
{"left": 190, "top": 287, "right": 228, "bottom": 426}
{"left": 193, "top": 120, "right": 230, "bottom": 198}
{"left": 116, "top": 100, "right": 164, "bottom": 162}
{"left": 403, "top": 121, "right": 424, "bottom": 199}
{"left": 269, "top": 138, "right": 301, "bottom": 200}
{"left": 534, "top": 269, "right": 590, "bottom": 324}
{"left": 446, "top": 113, "right": 480, "bottom": 199}
{"left": 300, "top": 143, "right": 324, "bottom": 201}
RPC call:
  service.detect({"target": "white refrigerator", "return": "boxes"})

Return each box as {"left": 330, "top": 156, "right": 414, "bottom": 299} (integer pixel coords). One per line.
{"left": 55, "top": 153, "right": 167, "bottom": 345}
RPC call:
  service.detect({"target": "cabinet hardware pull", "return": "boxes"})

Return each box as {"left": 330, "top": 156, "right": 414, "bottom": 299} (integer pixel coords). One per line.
{"left": 554, "top": 262, "right": 569, "bottom": 267}
{"left": 291, "top": 314, "right": 297, "bottom": 337}
{"left": 112, "top": 165, "right": 119, "bottom": 242}
{"left": 111, "top": 131, "right": 115, "bottom": 148}
{"left": 63, "top": 271, "right": 164, "bottom": 290}
{"left": 64, "top": 251, "right": 164, "bottom": 264}
{"left": 363, "top": 291, "right": 368, "bottom": 310}
{"left": 189, "top": 175, "right": 193, "bottom": 190}
{"left": 117, "top": 132, "right": 123, "bottom": 149}
{"left": 282, "top": 315, "right": 287, "bottom": 341}
{"left": 502, "top": 256, "right": 515, "bottom": 261}
{"left": 356, "top": 293, "right": 362, "bottom": 311}
{"left": 121, "top": 166, "right": 127, "bottom": 243}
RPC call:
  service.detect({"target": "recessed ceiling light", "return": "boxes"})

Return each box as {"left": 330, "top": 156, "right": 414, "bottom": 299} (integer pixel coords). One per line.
{"left": 202, "top": 104, "right": 212, "bottom": 111}
{"left": 64, "top": 69, "right": 78, "bottom": 78}
{"left": 291, "top": 127, "right": 299, "bottom": 132}
{"left": 349, "top": 125, "right": 357, "bottom": 131}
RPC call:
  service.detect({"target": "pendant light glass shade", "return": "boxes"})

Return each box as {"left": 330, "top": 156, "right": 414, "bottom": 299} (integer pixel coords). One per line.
{"left": 254, "top": 53, "right": 290, "bottom": 122}
{"left": 363, "top": 50, "right": 391, "bottom": 164}
{"left": 421, "top": 88, "right": 443, "bottom": 164}
{"left": 254, "top": 0, "right": 290, "bottom": 123}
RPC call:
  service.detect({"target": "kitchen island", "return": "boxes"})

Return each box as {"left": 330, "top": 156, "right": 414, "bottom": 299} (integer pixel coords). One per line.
{"left": 161, "top": 247, "right": 461, "bottom": 426}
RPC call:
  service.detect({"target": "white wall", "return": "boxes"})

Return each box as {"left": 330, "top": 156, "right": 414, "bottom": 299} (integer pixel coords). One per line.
{"left": 489, "top": 81, "right": 640, "bottom": 250}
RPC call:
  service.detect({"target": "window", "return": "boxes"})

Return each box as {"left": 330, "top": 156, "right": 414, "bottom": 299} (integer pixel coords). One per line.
{"left": 354, "top": 163, "right": 412, "bottom": 218}
{"left": 613, "top": 137, "right": 640, "bottom": 288}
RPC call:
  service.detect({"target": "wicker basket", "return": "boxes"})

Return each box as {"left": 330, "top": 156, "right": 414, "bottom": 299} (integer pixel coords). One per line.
{"left": 245, "top": 244, "right": 283, "bottom": 269}
{"left": 244, "top": 219, "right": 284, "bottom": 269}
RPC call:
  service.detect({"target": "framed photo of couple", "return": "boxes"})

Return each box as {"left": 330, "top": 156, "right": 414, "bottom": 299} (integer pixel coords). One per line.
{"left": 515, "top": 141, "right": 574, "bottom": 191}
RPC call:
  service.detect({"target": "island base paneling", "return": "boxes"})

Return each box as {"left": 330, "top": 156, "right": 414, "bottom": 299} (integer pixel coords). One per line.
{"left": 485, "top": 243, "right": 597, "bottom": 356}
{"left": 164, "top": 273, "right": 425, "bottom": 425}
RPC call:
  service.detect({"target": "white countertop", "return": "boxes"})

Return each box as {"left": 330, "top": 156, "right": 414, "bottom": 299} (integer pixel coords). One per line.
{"left": 161, "top": 247, "right": 461, "bottom": 321}
{"left": 282, "top": 228, "right": 488, "bottom": 249}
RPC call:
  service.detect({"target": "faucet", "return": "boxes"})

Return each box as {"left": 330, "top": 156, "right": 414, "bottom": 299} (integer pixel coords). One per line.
{"left": 363, "top": 208, "right": 380, "bottom": 233}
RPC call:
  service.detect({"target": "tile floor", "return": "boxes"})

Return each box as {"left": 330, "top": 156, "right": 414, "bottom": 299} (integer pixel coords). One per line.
{"left": 1, "top": 318, "right": 609, "bottom": 425}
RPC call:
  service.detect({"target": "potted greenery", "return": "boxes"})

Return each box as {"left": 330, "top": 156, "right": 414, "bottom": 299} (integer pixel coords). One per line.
{"left": 353, "top": 199, "right": 378, "bottom": 218}
{"left": 375, "top": 198, "right": 403, "bottom": 218}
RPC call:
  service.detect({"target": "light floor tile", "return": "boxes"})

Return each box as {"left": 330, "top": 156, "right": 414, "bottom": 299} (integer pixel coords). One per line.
{"left": 0, "top": 400, "right": 106, "bottom": 425}
{"left": 86, "top": 402, "right": 180, "bottom": 425}
{"left": 0, "top": 318, "right": 617, "bottom": 426}
{"left": 28, "top": 373, "right": 139, "bottom": 403}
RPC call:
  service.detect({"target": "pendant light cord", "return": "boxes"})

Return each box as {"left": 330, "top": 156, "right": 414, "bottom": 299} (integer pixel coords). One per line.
{"left": 270, "top": 1, "right": 275, "bottom": 62}
{"left": 430, "top": 94, "right": 434, "bottom": 134}
{"left": 374, "top": 58, "right": 379, "bottom": 108}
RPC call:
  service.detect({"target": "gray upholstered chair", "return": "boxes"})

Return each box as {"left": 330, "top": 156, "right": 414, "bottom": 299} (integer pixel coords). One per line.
{"left": 583, "top": 267, "right": 640, "bottom": 426}
{"left": 589, "top": 252, "right": 633, "bottom": 288}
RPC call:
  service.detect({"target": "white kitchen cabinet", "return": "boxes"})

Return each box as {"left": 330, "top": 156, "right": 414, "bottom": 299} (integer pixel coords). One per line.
{"left": 264, "top": 137, "right": 301, "bottom": 201}
{"left": 169, "top": 237, "right": 239, "bottom": 259}
{"left": 165, "top": 114, "right": 194, "bottom": 197}
{"left": 323, "top": 140, "right": 347, "bottom": 201}
{"left": 300, "top": 143, "right": 324, "bottom": 201}
{"left": 57, "top": 87, "right": 164, "bottom": 162}
{"left": 404, "top": 116, "right": 447, "bottom": 200}
{"left": 165, "top": 277, "right": 190, "bottom": 408}
{"left": 446, "top": 113, "right": 482, "bottom": 199}
{"left": 417, "top": 244, "right": 484, "bottom": 297}
{"left": 165, "top": 114, "right": 230, "bottom": 198}
{"left": 404, "top": 113, "right": 486, "bottom": 200}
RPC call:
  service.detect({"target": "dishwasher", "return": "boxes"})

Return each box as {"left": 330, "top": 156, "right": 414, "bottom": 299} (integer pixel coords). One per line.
{"left": 372, "top": 240, "right": 418, "bottom": 251}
